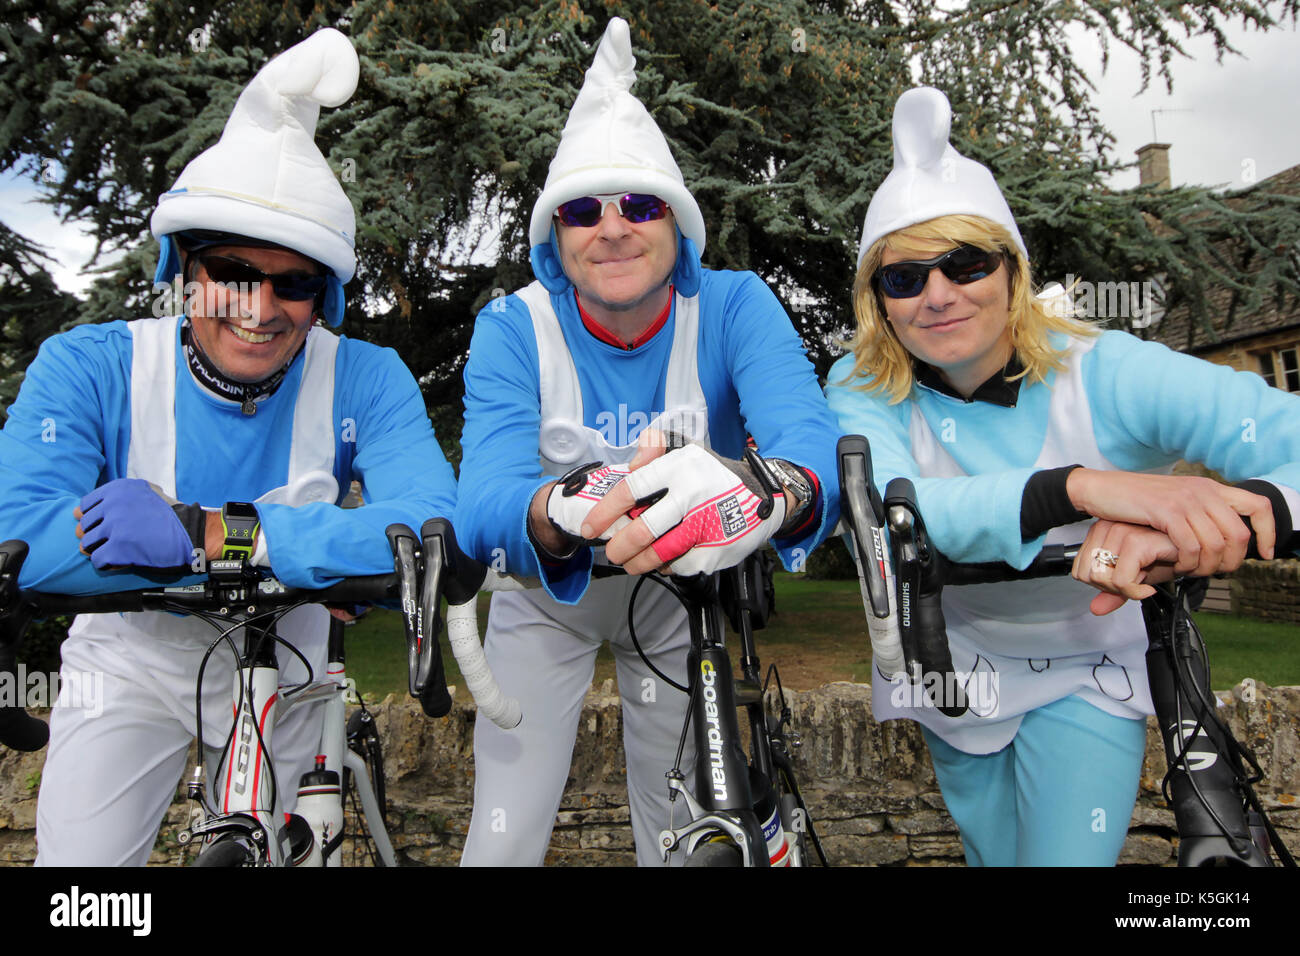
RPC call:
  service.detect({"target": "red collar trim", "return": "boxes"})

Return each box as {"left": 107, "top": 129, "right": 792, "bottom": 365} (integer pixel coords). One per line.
{"left": 576, "top": 287, "right": 673, "bottom": 351}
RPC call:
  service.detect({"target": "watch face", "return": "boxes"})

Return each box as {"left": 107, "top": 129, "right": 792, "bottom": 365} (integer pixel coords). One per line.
{"left": 224, "top": 502, "right": 258, "bottom": 521}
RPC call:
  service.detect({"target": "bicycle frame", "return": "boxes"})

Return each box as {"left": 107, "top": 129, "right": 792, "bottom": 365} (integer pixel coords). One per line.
{"left": 655, "top": 563, "right": 823, "bottom": 867}
{"left": 0, "top": 539, "right": 403, "bottom": 868}
{"left": 179, "top": 611, "right": 396, "bottom": 867}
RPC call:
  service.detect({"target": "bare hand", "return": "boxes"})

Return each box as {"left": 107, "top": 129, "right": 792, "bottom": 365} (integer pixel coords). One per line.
{"left": 1066, "top": 470, "right": 1273, "bottom": 576}
{"left": 1072, "top": 519, "right": 1179, "bottom": 616}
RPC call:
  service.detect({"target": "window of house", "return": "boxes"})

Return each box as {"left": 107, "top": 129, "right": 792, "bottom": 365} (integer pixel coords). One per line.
{"left": 1255, "top": 347, "right": 1300, "bottom": 392}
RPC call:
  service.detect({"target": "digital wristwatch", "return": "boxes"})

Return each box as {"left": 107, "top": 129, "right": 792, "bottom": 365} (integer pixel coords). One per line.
{"left": 220, "top": 502, "right": 260, "bottom": 561}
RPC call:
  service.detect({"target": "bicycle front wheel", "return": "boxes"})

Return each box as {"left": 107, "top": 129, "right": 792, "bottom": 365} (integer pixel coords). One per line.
{"left": 684, "top": 839, "right": 745, "bottom": 867}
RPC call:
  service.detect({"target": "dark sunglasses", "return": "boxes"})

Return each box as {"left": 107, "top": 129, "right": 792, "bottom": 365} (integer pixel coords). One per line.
{"left": 874, "top": 245, "right": 1004, "bottom": 299}
{"left": 197, "top": 253, "right": 328, "bottom": 302}
{"left": 554, "top": 193, "right": 670, "bottom": 228}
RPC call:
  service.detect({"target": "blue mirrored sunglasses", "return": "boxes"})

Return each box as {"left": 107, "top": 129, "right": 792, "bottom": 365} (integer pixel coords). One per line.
{"left": 555, "top": 193, "right": 670, "bottom": 228}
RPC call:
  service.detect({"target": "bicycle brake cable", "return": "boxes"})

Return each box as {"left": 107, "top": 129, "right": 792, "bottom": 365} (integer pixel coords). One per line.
{"left": 626, "top": 572, "right": 690, "bottom": 693}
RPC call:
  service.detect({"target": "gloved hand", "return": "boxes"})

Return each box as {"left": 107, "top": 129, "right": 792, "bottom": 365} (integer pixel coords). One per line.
{"left": 615, "top": 442, "right": 786, "bottom": 576}
{"left": 76, "top": 478, "right": 202, "bottom": 571}
{"left": 544, "top": 462, "right": 634, "bottom": 552}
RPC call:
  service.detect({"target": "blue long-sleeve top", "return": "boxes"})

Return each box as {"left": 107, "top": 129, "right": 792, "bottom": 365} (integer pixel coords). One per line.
{"left": 0, "top": 319, "right": 457, "bottom": 594}
{"left": 455, "top": 269, "right": 842, "bottom": 603}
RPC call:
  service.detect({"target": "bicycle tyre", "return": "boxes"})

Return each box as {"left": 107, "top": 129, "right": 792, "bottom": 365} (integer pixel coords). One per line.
{"left": 684, "top": 839, "right": 745, "bottom": 867}
{"left": 193, "top": 835, "right": 256, "bottom": 867}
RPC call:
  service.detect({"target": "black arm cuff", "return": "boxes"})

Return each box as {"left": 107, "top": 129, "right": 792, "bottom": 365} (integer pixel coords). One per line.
{"left": 1235, "top": 479, "right": 1298, "bottom": 557}
{"left": 171, "top": 502, "right": 208, "bottom": 553}
{"left": 1020, "top": 465, "right": 1091, "bottom": 541}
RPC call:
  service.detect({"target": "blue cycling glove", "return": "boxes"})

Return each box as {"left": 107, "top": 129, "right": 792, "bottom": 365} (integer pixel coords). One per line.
{"left": 78, "top": 478, "right": 202, "bottom": 571}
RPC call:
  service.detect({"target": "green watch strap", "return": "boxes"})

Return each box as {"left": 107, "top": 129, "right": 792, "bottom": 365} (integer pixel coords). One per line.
{"left": 221, "top": 502, "right": 260, "bottom": 561}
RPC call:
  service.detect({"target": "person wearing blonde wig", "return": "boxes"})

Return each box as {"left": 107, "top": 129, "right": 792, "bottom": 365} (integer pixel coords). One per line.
{"left": 826, "top": 87, "right": 1300, "bottom": 866}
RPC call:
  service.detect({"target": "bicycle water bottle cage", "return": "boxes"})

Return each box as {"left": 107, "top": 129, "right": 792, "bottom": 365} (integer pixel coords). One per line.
{"left": 883, "top": 479, "right": 967, "bottom": 718}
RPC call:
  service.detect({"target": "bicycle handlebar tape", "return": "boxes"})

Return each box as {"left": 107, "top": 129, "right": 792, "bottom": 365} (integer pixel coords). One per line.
{"left": 884, "top": 479, "right": 968, "bottom": 718}
{"left": 0, "top": 540, "right": 50, "bottom": 751}
{"left": 1141, "top": 591, "right": 1271, "bottom": 866}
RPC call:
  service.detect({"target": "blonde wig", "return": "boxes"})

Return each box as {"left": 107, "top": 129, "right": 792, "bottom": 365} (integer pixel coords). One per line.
{"left": 842, "top": 215, "right": 1097, "bottom": 403}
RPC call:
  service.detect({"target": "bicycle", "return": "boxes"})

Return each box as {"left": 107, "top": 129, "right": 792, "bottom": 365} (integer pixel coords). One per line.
{"left": 0, "top": 520, "right": 503, "bottom": 867}
{"left": 418, "top": 517, "right": 826, "bottom": 867}
{"left": 836, "top": 433, "right": 1296, "bottom": 867}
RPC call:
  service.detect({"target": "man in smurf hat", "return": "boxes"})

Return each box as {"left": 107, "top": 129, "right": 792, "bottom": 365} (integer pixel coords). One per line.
{"left": 455, "top": 17, "right": 841, "bottom": 866}
{"left": 0, "top": 29, "right": 457, "bottom": 865}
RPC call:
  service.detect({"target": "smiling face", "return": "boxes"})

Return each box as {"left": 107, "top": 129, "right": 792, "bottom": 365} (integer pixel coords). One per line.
{"left": 879, "top": 242, "right": 1013, "bottom": 397}
{"left": 184, "top": 244, "right": 321, "bottom": 384}
{"left": 554, "top": 202, "right": 677, "bottom": 331}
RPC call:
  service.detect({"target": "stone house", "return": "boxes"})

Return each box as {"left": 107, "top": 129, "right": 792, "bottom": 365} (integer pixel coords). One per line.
{"left": 1137, "top": 144, "right": 1300, "bottom": 385}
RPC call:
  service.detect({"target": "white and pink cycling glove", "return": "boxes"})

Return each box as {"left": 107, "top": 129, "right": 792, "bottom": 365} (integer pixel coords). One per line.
{"left": 544, "top": 462, "right": 634, "bottom": 552}
{"left": 620, "top": 443, "right": 787, "bottom": 575}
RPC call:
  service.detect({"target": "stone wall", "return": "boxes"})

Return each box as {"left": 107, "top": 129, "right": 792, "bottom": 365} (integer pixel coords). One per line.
{"left": 2, "top": 681, "right": 1298, "bottom": 866}
{"left": 1230, "top": 559, "right": 1300, "bottom": 624}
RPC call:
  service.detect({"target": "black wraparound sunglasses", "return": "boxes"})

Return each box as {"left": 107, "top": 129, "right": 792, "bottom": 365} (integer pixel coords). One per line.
{"left": 874, "top": 245, "right": 1004, "bottom": 299}
{"left": 197, "top": 253, "right": 328, "bottom": 302}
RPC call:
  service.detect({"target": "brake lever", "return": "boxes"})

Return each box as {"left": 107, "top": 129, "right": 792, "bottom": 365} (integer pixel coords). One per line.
{"left": 884, "top": 479, "right": 967, "bottom": 718}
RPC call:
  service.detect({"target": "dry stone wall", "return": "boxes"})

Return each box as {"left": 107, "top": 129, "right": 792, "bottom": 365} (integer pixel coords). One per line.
{"left": 2, "top": 681, "right": 1297, "bottom": 866}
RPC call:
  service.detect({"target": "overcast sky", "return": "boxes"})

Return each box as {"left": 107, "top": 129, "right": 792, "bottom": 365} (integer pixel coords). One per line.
{"left": 3, "top": 14, "right": 1298, "bottom": 296}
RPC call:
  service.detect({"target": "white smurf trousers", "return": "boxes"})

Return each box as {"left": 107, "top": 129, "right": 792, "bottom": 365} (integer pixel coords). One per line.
{"left": 460, "top": 574, "right": 697, "bottom": 866}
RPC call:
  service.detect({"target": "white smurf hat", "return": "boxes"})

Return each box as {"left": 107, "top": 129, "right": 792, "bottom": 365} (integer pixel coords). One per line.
{"left": 151, "top": 28, "right": 359, "bottom": 289}
{"left": 528, "top": 17, "right": 706, "bottom": 294}
{"left": 858, "top": 87, "right": 1027, "bottom": 266}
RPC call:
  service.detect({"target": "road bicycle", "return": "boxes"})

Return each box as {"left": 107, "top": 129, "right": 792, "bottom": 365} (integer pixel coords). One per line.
{"left": 837, "top": 434, "right": 1296, "bottom": 867}
{"left": 419, "top": 517, "right": 827, "bottom": 867}
{"left": 0, "top": 521, "right": 502, "bottom": 867}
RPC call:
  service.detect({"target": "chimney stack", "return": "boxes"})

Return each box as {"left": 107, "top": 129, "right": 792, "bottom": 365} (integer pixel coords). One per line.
{"left": 1137, "top": 143, "right": 1172, "bottom": 190}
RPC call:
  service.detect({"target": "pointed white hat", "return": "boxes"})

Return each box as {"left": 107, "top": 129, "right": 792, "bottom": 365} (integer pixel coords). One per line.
{"left": 528, "top": 18, "right": 706, "bottom": 254}
{"left": 151, "top": 28, "right": 359, "bottom": 283}
{"left": 858, "top": 87, "right": 1027, "bottom": 266}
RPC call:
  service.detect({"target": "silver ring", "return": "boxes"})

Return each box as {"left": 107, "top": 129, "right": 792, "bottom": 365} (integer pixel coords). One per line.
{"left": 1091, "top": 548, "right": 1119, "bottom": 570}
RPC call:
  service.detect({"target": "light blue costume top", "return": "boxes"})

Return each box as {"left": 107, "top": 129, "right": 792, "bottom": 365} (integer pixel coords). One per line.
{"left": 827, "top": 330, "right": 1300, "bottom": 752}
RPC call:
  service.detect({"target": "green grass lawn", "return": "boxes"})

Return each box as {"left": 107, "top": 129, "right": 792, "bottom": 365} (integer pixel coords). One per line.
{"left": 342, "top": 576, "right": 1300, "bottom": 702}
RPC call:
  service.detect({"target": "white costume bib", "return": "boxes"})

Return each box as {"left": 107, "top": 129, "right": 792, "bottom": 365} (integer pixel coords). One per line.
{"left": 874, "top": 337, "right": 1159, "bottom": 753}
{"left": 515, "top": 281, "right": 710, "bottom": 474}
{"left": 38, "top": 317, "right": 346, "bottom": 865}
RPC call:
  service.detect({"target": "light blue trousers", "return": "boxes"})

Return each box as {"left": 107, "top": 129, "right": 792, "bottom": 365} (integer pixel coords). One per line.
{"left": 923, "top": 695, "right": 1148, "bottom": 866}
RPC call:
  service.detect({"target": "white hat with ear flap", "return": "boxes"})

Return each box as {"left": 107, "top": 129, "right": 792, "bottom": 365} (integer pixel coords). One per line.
{"left": 150, "top": 28, "right": 359, "bottom": 326}
{"left": 528, "top": 17, "right": 706, "bottom": 296}
{"left": 858, "top": 87, "right": 1028, "bottom": 267}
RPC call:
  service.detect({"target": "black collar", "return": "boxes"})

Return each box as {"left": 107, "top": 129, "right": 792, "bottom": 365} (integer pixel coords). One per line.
{"left": 181, "top": 322, "right": 301, "bottom": 415}
{"left": 913, "top": 354, "right": 1025, "bottom": 407}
